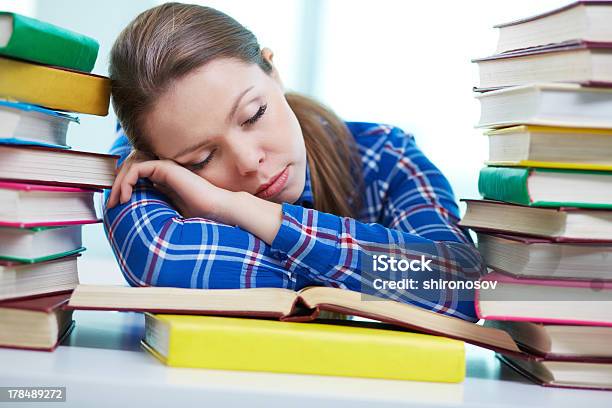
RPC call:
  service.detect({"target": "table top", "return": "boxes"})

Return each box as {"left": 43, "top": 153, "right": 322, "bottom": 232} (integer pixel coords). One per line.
{"left": 0, "top": 310, "right": 611, "bottom": 408}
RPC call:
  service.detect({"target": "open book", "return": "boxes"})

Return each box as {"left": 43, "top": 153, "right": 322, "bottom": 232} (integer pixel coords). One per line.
{"left": 67, "top": 284, "right": 528, "bottom": 356}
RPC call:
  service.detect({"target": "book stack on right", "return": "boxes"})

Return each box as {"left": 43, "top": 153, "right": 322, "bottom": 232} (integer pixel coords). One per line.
{"left": 460, "top": 1, "right": 612, "bottom": 390}
{"left": 0, "top": 12, "right": 116, "bottom": 351}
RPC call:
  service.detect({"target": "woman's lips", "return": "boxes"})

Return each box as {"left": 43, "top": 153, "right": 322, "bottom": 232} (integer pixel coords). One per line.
{"left": 256, "top": 166, "right": 290, "bottom": 199}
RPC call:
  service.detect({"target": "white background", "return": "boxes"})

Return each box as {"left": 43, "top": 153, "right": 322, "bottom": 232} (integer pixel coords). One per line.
{"left": 0, "top": 0, "right": 567, "bottom": 283}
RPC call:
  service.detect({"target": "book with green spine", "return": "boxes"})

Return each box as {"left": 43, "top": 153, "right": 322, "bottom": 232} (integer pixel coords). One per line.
{"left": 0, "top": 12, "right": 98, "bottom": 72}
{"left": 478, "top": 166, "right": 612, "bottom": 208}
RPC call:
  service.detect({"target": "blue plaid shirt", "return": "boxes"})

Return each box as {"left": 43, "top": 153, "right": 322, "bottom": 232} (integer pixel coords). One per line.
{"left": 104, "top": 122, "right": 485, "bottom": 321}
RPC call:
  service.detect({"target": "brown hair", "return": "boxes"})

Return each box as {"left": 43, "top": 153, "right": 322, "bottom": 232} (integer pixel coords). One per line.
{"left": 110, "top": 2, "right": 363, "bottom": 218}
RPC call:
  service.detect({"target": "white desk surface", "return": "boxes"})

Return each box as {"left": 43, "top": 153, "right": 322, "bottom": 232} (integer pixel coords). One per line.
{"left": 1, "top": 310, "right": 611, "bottom": 408}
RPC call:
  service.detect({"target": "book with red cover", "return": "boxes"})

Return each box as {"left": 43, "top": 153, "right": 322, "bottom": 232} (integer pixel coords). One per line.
{"left": 475, "top": 232, "right": 612, "bottom": 281}
{"left": 459, "top": 199, "right": 612, "bottom": 242}
{"left": 474, "top": 40, "right": 612, "bottom": 62}
{"left": 0, "top": 254, "right": 80, "bottom": 301}
{"left": 0, "top": 144, "right": 117, "bottom": 189}
{"left": 495, "top": 1, "right": 611, "bottom": 28}
{"left": 0, "top": 181, "right": 100, "bottom": 227}
{"left": 0, "top": 293, "right": 74, "bottom": 351}
{"left": 475, "top": 271, "right": 612, "bottom": 326}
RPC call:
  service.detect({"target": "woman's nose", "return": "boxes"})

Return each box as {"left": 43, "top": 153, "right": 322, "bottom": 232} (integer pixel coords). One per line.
{"left": 228, "top": 140, "right": 264, "bottom": 176}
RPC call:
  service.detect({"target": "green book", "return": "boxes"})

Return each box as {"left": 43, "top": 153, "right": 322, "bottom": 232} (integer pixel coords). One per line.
{"left": 0, "top": 225, "right": 84, "bottom": 263}
{"left": 0, "top": 12, "right": 98, "bottom": 72}
{"left": 478, "top": 166, "right": 612, "bottom": 208}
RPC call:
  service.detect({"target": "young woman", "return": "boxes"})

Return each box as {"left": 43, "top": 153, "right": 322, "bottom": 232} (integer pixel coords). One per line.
{"left": 105, "top": 2, "right": 484, "bottom": 321}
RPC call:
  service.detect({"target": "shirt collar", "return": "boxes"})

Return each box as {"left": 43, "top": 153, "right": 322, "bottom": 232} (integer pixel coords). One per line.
{"left": 294, "top": 155, "right": 314, "bottom": 208}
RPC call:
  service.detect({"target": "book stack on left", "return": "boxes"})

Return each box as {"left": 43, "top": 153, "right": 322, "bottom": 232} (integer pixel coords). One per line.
{"left": 461, "top": 1, "right": 612, "bottom": 390}
{"left": 0, "top": 12, "right": 116, "bottom": 351}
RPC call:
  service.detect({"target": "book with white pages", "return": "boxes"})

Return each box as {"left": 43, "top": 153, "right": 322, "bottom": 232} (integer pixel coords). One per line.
{"left": 495, "top": 1, "right": 612, "bottom": 54}
{"left": 0, "top": 100, "right": 77, "bottom": 149}
{"left": 476, "top": 232, "right": 612, "bottom": 280}
{"left": 0, "top": 254, "right": 80, "bottom": 301}
{"left": 475, "top": 83, "right": 612, "bottom": 129}
{"left": 0, "top": 225, "right": 84, "bottom": 263}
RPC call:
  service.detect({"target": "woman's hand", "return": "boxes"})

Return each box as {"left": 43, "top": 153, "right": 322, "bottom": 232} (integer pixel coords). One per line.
{"left": 106, "top": 150, "right": 232, "bottom": 222}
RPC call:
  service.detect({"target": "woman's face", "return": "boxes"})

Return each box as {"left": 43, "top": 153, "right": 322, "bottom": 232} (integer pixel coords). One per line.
{"left": 142, "top": 56, "right": 307, "bottom": 204}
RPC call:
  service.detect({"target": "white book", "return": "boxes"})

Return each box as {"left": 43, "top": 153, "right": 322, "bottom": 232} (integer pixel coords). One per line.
{"left": 0, "top": 255, "right": 79, "bottom": 301}
{"left": 0, "top": 181, "right": 99, "bottom": 227}
{"left": 495, "top": 1, "right": 612, "bottom": 54}
{"left": 475, "top": 83, "right": 612, "bottom": 129}
{"left": 0, "top": 226, "right": 83, "bottom": 263}
{"left": 0, "top": 100, "right": 77, "bottom": 148}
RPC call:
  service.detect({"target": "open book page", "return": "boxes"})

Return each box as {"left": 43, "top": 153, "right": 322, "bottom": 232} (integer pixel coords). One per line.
{"left": 297, "top": 286, "right": 521, "bottom": 354}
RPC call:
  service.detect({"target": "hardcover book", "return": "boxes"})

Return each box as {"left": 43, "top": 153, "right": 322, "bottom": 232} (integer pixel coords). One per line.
{"left": 476, "top": 232, "right": 612, "bottom": 281}
{"left": 0, "top": 100, "right": 76, "bottom": 149}
{"left": 0, "top": 293, "right": 74, "bottom": 351}
{"left": 495, "top": 1, "right": 612, "bottom": 54}
{"left": 475, "top": 271, "right": 612, "bottom": 326}
{"left": 475, "top": 83, "right": 612, "bottom": 129}
{"left": 499, "top": 354, "right": 612, "bottom": 391}
{"left": 0, "top": 12, "right": 98, "bottom": 72}
{"left": 0, "top": 145, "right": 117, "bottom": 189}
{"left": 485, "top": 320, "right": 612, "bottom": 361}
{"left": 0, "top": 255, "right": 79, "bottom": 301}
{"left": 473, "top": 40, "right": 612, "bottom": 89}
{"left": 0, "top": 225, "right": 84, "bottom": 263}
{"left": 460, "top": 199, "right": 612, "bottom": 241}
{"left": 0, "top": 181, "right": 99, "bottom": 227}
{"left": 143, "top": 314, "right": 466, "bottom": 382}
{"left": 485, "top": 125, "right": 612, "bottom": 171}
{"left": 478, "top": 166, "right": 612, "bottom": 208}
{"left": 0, "top": 56, "right": 110, "bottom": 116}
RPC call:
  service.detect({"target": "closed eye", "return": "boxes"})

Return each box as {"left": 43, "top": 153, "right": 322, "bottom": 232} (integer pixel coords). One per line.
{"left": 188, "top": 149, "right": 217, "bottom": 171}
{"left": 241, "top": 104, "right": 267, "bottom": 126}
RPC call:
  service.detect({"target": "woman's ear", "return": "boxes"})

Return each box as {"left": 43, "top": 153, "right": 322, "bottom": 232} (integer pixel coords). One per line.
{"left": 262, "top": 47, "right": 283, "bottom": 87}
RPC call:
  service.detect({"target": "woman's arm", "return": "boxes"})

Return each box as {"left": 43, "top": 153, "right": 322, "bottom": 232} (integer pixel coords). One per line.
{"left": 105, "top": 125, "right": 484, "bottom": 320}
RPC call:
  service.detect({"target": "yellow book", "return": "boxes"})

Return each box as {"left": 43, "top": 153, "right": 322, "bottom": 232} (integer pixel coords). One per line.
{"left": 485, "top": 125, "right": 612, "bottom": 171}
{"left": 0, "top": 56, "right": 110, "bottom": 116}
{"left": 142, "top": 314, "right": 465, "bottom": 383}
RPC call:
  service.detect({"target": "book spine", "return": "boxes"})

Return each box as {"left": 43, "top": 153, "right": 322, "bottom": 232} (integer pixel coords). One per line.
{"left": 478, "top": 167, "right": 532, "bottom": 205}
{"left": 0, "top": 13, "right": 98, "bottom": 72}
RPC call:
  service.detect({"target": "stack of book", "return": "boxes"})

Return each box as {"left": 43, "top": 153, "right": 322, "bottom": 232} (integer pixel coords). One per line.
{"left": 461, "top": 1, "right": 612, "bottom": 390}
{"left": 0, "top": 12, "right": 116, "bottom": 351}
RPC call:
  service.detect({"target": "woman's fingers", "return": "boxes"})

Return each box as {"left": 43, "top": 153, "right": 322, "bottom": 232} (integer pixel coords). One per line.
{"left": 118, "top": 161, "right": 164, "bottom": 204}
{"left": 107, "top": 158, "right": 136, "bottom": 208}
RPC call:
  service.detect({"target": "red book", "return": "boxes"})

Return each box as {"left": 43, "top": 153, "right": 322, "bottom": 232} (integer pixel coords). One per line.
{"left": 494, "top": 1, "right": 612, "bottom": 54}
{"left": 475, "top": 271, "right": 612, "bottom": 326}
{"left": 0, "top": 254, "right": 80, "bottom": 301}
{"left": 0, "top": 293, "right": 74, "bottom": 351}
{"left": 0, "top": 181, "right": 100, "bottom": 227}
{"left": 476, "top": 231, "right": 612, "bottom": 281}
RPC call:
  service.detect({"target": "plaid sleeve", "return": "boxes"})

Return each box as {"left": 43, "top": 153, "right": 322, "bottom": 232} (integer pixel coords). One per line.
{"left": 103, "top": 128, "right": 294, "bottom": 289}
{"left": 270, "top": 126, "right": 486, "bottom": 321}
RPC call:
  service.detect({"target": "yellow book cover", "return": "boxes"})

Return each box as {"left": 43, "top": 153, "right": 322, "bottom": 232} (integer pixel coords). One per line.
{"left": 0, "top": 56, "right": 110, "bottom": 115}
{"left": 485, "top": 125, "right": 612, "bottom": 171}
{"left": 484, "top": 160, "right": 612, "bottom": 171}
{"left": 143, "top": 314, "right": 465, "bottom": 383}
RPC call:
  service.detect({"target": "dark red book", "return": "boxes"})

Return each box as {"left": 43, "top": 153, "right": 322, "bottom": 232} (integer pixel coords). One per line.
{"left": 460, "top": 199, "right": 612, "bottom": 242}
{"left": 475, "top": 231, "right": 612, "bottom": 281}
{"left": 0, "top": 144, "right": 117, "bottom": 189}
{"left": 473, "top": 40, "right": 612, "bottom": 90}
{"left": 0, "top": 293, "right": 74, "bottom": 351}
{"left": 494, "top": 1, "right": 612, "bottom": 54}
{"left": 0, "top": 255, "right": 80, "bottom": 301}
